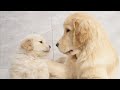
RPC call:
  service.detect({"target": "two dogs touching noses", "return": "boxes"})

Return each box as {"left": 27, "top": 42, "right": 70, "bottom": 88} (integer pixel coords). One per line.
{"left": 10, "top": 12, "right": 119, "bottom": 79}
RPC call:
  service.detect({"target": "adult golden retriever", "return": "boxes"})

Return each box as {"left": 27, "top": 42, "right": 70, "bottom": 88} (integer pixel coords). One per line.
{"left": 48, "top": 12, "right": 119, "bottom": 79}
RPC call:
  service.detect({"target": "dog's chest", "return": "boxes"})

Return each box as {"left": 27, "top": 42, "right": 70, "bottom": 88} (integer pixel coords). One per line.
{"left": 66, "top": 57, "right": 78, "bottom": 79}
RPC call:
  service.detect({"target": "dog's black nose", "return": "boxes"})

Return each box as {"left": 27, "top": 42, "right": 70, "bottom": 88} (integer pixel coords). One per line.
{"left": 49, "top": 45, "right": 51, "bottom": 48}
{"left": 56, "top": 43, "right": 59, "bottom": 47}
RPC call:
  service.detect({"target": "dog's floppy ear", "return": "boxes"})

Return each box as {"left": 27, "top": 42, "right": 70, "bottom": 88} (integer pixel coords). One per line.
{"left": 73, "top": 19, "right": 90, "bottom": 47}
{"left": 21, "top": 38, "right": 33, "bottom": 51}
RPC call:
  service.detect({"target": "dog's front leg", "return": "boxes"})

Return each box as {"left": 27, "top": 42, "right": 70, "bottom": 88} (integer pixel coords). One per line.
{"left": 47, "top": 61, "right": 68, "bottom": 79}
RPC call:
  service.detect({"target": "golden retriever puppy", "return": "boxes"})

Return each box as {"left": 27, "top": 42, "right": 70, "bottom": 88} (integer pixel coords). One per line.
{"left": 10, "top": 34, "right": 51, "bottom": 79}
{"left": 56, "top": 12, "right": 119, "bottom": 79}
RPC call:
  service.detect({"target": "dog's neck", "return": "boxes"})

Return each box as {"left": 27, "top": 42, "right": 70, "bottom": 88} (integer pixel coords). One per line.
{"left": 75, "top": 29, "right": 111, "bottom": 63}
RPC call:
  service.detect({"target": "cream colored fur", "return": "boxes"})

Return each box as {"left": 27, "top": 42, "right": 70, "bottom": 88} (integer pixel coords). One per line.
{"left": 10, "top": 34, "right": 51, "bottom": 79}
{"left": 9, "top": 12, "right": 119, "bottom": 79}
{"left": 56, "top": 57, "right": 67, "bottom": 64}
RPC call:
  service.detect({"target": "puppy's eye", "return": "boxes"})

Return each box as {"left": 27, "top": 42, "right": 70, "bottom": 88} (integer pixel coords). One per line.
{"left": 39, "top": 41, "right": 43, "bottom": 43}
{"left": 66, "top": 29, "right": 70, "bottom": 32}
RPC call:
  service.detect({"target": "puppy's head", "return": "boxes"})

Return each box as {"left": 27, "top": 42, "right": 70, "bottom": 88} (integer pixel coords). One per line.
{"left": 56, "top": 13, "right": 97, "bottom": 55}
{"left": 21, "top": 34, "right": 51, "bottom": 57}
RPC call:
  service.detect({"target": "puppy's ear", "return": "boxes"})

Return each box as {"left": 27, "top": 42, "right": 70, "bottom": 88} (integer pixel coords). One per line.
{"left": 21, "top": 39, "right": 33, "bottom": 51}
{"left": 73, "top": 19, "right": 90, "bottom": 47}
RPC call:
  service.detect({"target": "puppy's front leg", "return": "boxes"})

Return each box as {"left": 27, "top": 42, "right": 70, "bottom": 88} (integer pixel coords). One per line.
{"left": 47, "top": 61, "right": 68, "bottom": 79}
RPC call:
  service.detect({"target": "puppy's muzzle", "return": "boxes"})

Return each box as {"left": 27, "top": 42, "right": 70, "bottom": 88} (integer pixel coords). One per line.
{"left": 43, "top": 45, "right": 51, "bottom": 52}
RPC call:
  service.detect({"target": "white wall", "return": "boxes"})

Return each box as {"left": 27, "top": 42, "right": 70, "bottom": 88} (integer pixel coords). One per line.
{"left": 0, "top": 11, "right": 120, "bottom": 79}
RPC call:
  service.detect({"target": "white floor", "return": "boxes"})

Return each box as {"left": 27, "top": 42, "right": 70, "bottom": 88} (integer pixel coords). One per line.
{"left": 0, "top": 11, "right": 120, "bottom": 79}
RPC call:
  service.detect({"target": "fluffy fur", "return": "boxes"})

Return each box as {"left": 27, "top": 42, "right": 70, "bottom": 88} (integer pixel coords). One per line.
{"left": 56, "top": 57, "right": 67, "bottom": 64}
{"left": 54, "top": 12, "right": 119, "bottom": 79}
{"left": 10, "top": 12, "right": 119, "bottom": 79}
{"left": 10, "top": 34, "right": 51, "bottom": 79}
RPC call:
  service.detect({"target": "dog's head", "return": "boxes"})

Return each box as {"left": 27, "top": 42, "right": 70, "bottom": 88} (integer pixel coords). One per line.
{"left": 21, "top": 34, "right": 51, "bottom": 57}
{"left": 56, "top": 13, "right": 97, "bottom": 55}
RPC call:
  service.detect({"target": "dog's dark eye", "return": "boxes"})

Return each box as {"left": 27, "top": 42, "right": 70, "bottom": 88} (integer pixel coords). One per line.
{"left": 66, "top": 29, "right": 70, "bottom": 32}
{"left": 39, "top": 41, "right": 43, "bottom": 43}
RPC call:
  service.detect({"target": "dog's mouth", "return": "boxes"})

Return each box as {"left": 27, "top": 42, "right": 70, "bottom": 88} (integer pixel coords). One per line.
{"left": 64, "top": 50, "right": 73, "bottom": 54}
{"left": 43, "top": 50, "right": 50, "bottom": 53}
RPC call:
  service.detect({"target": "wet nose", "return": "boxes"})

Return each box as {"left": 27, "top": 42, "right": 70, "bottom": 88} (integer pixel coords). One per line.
{"left": 49, "top": 45, "right": 51, "bottom": 48}
{"left": 56, "top": 43, "right": 59, "bottom": 47}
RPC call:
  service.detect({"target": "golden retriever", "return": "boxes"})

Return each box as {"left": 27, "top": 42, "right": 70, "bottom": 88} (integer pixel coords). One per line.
{"left": 54, "top": 12, "right": 119, "bottom": 79}
{"left": 10, "top": 34, "right": 51, "bottom": 79}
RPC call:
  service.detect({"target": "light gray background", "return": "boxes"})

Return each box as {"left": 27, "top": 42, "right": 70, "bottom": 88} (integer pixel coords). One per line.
{"left": 0, "top": 11, "right": 120, "bottom": 79}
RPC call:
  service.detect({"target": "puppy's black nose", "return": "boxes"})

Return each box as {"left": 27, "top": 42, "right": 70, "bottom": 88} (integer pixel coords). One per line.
{"left": 49, "top": 45, "right": 51, "bottom": 48}
{"left": 56, "top": 43, "right": 59, "bottom": 47}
